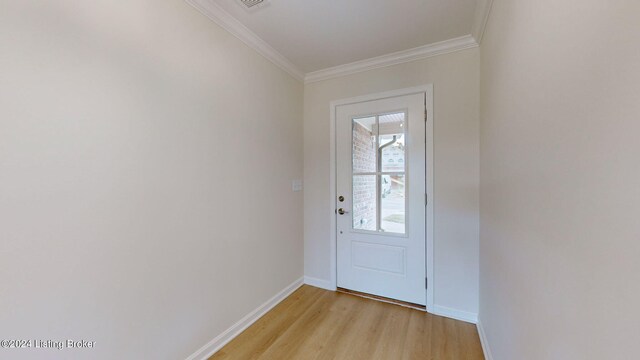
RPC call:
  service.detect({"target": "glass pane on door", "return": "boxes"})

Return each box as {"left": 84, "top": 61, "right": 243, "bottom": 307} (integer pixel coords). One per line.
{"left": 352, "top": 175, "right": 377, "bottom": 231}
{"left": 381, "top": 174, "right": 406, "bottom": 234}
{"left": 351, "top": 111, "right": 407, "bottom": 235}
{"left": 379, "top": 113, "right": 406, "bottom": 173}
{"left": 352, "top": 116, "right": 377, "bottom": 173}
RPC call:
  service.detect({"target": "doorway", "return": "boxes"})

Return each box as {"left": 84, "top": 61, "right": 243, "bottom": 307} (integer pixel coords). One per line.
{"left": 332, "top": 86, "right": 433, "bottom": 307}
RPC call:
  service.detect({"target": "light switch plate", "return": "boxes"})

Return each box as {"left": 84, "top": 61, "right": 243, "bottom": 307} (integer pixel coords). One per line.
{"left": 292, "top": 179, "right": 303, "bottom": 192}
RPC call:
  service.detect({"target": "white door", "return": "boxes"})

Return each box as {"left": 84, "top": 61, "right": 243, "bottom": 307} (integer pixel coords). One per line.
{"left": 336, "top": 93, "right": 426, "bottom": 306}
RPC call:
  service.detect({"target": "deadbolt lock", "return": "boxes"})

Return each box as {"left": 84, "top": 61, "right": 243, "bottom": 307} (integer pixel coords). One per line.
{"left": 338, "top": 195, "right": 345, "bottom": 202}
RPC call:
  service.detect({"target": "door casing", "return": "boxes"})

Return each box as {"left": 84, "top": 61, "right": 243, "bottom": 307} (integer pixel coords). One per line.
{"left": 329, "top": 84, "right": 434, "bottom": 312}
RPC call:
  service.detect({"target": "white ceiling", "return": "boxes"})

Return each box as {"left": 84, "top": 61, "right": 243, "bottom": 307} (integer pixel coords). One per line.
{"left": 207, "top": 0, "right": 480, "bottom": 74}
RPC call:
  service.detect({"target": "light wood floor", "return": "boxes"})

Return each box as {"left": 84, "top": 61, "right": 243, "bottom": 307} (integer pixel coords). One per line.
{"left": 210, "top": 285, "right": 484, "bottom": 360}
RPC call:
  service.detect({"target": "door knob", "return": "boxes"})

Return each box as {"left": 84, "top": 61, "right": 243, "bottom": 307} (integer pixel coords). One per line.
{"left": 337, "top": 208, "right": 349, "bottom": 215}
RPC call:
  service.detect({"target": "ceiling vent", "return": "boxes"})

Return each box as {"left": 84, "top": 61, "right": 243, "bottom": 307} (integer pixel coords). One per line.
{"left": 238, "top": 0, "right": 269, "bottom": 10}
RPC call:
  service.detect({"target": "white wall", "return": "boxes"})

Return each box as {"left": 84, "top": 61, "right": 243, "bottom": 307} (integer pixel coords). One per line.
{"left": 479, "top": 1, "right": 640, "bottom": 359}
{"left": 0, "top": 1, "right": 303, "bottom": 359}
{"left": 304, "top": 48, "right": 480, "bottom": 317}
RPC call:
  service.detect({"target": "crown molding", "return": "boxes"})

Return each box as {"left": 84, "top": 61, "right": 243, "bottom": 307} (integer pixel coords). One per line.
{"left": 304, "top": 35, "right": 478, "bottom": 84}
{"left": 472, "top": 0, "right": 494, "bottom": 44}
{"left": 186, "top": 0, "right": 485, "bottom": 84}
{"left": 185, "top": 0, "right": 304, "bottom": 81}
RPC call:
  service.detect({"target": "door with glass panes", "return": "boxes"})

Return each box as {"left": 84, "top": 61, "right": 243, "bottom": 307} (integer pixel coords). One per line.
{"left": 336, "top": 93, "right": 426, "bottom": 305}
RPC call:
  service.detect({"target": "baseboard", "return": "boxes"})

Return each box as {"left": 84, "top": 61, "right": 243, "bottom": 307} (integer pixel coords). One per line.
{"left": 303, "top": 276, "right": 333, "bottom": 291}
{"left": 476, "top": 317, "right": 494, "bottom": 360}
{"left": 185, "top": 277, "right": 304, "bottom": 360}
{"left": 432, "top": 305, "right": 478, "bottom": 324}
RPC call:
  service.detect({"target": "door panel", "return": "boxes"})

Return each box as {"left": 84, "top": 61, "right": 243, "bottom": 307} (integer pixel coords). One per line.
{"left": 351, "top": 241, "right": 406, "bottom": 275}
{"left": 336, "top": 93, "right": 426, "bottom": 305}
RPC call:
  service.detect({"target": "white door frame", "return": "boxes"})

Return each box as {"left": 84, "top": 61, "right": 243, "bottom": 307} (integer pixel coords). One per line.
{"left": 329, "top": 84, "right": 435, "bottom": 312}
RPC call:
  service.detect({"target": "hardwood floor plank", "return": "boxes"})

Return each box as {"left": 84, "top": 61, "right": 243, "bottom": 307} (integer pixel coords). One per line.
{"left": 458, "top": 319, "right": 485, "bottom": 359}
{"left": 401, "top": 308, "right": 432, "bottom": 359}
{"left": 308, "top": 292, "right": 368, "bottom": 360}
{"left": 255, "top": 291, "right": 339, "bottom": 360}
{"left": 210, "top": 286, "right": 325, "bottom": 360}
{"left": 443, "top": 317, "right": 461, "bottom": 360}
{"left": 208, "top": 285, "right": 484, "bottom": 360}
{"left": 293, "top": 292, "right": 361, "bottom": 360}
{"left": 370, "top": 304, "right": 412, "bottom": 359}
